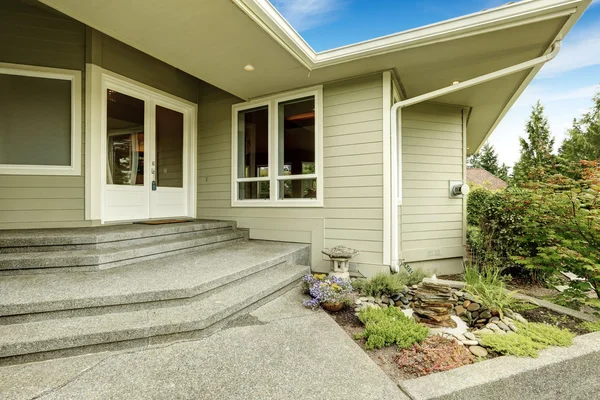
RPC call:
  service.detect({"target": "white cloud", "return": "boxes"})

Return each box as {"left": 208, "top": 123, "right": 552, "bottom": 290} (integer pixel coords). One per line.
{"left": 538, "top": 24, "right": 600, "bottom": 77}
{"left": 270, "top": 0, "right": 344, "bottom": 32}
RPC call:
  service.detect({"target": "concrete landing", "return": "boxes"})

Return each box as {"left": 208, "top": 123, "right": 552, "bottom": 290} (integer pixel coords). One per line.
{"left": 0, "top": 288, "right": 408, "bottom": 400}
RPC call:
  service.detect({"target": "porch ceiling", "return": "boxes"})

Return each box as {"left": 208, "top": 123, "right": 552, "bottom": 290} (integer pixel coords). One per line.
{"left": 39, "top": 0, "right": 590, "bottom": 153}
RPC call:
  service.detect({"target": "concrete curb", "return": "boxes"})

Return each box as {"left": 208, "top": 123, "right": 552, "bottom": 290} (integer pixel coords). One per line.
{"left": 400, "top": 331, "right": 600, "bottom": 400}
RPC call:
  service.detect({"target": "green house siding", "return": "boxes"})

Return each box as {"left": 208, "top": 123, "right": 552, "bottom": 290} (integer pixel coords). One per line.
{"left": 196, "top": 73, "right": 386, "bottom": 275}
{"left": 0, "top": 0, "right": 87, "bottom": 229}
{"left": 0, "top": 1, "right": 201, "bottom": 229}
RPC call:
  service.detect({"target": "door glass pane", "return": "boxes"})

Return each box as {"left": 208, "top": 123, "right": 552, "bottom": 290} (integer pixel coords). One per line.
{"left": 106, "top": 90, "right": 144, "bottom": 185}
{"left": 238, "top": 107, "right": 268, "bottom": 179}
{"left": 156, "top": 105, "right": 184, "bottom": 188}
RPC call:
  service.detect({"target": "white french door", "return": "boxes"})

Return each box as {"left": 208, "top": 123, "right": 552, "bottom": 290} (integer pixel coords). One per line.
{"left": 102, "top": 78, "right": 195, "bottom": 222}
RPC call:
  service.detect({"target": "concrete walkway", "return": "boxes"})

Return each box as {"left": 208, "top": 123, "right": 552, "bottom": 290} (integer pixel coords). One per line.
{"left": 0, "top": 288, "right": 407, "bottom": 400}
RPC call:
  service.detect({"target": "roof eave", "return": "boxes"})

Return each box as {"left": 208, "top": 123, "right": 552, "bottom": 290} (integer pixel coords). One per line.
{"left": 234, "top": 0, "right": 587, "bottom": 70}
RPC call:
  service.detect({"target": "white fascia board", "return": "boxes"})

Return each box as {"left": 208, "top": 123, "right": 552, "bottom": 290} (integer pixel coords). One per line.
{"left": 235, "top": 0, "right": 586, "bottom": 70}
{"left": 473, "top": 0, "right": 592, "bottom": 154}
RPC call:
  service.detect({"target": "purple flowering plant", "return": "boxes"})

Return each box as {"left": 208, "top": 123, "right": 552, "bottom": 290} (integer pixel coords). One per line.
{"left": 302, "top": 273, "right": 353, "bottom": 310}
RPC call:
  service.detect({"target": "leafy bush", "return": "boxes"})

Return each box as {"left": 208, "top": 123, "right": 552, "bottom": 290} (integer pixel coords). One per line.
{"left": 358, "top": 269, "right": 427, "bottom": 297}
{"left": 357, "top": 306, "right": 429, "bottom": 350}
{"left": 515, "top": 161, "right": 600, "bottom": 298}
{"left": 467, "top": 186, "right": 494, "bottom": 226}
{"left": 395, "top": 336, "right": 474, "bottom": 376}
{"left": 479, "top": 322, "right": 574, "bottom": 357}
{"left": 463, "top": 264, "right": 518, "bottom": 315}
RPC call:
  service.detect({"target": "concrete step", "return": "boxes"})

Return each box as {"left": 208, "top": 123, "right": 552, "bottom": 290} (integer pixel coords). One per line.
{"left": 0, "top": 229, "right": 248, "bottom": 274}
{"left": 0, "top": 262, "right": 310, "bottom": 366}
{"left": 0, "top": 240, "right": 310, "bottom": 323}
{"left": 0, "top": 219, "right": 237, "bottom": 253}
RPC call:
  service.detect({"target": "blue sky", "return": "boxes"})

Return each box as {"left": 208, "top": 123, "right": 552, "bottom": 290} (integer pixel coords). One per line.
{"left": 271, "top": 0, "right": 600, "bottom": 167}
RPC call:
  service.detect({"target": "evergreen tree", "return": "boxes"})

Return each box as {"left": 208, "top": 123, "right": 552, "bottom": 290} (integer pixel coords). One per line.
{"left": 468, "top": 143, "right": 509, "bottom": 181}
{"left": 559, "top": 91, "right": 600, "bottom": 162}
{"left": 512, "top": 101, "right": 556, "bottom": 184}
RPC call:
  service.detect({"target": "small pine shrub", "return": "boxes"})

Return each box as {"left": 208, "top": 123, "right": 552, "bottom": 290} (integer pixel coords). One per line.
{"left": 479, "top": 322, "right": 574, "bottom": 357}
{"left": 516, "top": 321, "right": 575, "bottom": 347}
{"left": 358, "top": 306, "right": 429, "bottom": 350}
{"left": 479, "top": 332, "right": 546, "bottom": 357}
{"left": 358, "top": 269, "right": 428, "bottom": 297}
{"left": 581, "top": 320, "right": 600, "bottom": 332}
{"left": 510, "top": 302, "right": 539, "bottom": 312}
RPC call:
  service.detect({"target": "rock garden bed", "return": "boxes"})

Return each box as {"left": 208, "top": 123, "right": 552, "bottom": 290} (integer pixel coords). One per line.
{"left": 302, "top": 270, "right": 597, "bottom": 385}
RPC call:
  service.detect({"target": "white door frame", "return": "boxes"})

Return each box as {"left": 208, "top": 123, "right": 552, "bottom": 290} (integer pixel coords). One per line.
{"left": 85, "top": 64, "right": 197, "bottom": 223}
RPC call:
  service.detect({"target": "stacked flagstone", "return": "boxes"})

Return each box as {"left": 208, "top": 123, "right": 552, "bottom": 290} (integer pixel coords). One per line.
{"left": 412, "top": 282, "right": 458, "bottom": 328}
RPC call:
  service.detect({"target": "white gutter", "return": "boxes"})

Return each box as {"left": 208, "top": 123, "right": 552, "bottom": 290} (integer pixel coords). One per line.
{"left": 389, "top": 40, "right": 562, "bottom": 273}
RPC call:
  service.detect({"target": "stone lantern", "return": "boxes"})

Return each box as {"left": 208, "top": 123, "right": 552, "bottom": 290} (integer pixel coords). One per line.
{"left": 321, "top": 245, "right": 359, "bottom": 281}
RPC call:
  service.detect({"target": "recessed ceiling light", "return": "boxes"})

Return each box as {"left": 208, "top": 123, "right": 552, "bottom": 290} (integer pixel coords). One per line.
{"left": 244, "top": 65, "right": 255, "bottom": 71}
{"left": 452, "top": 80, "right": 460, "bottom": 85}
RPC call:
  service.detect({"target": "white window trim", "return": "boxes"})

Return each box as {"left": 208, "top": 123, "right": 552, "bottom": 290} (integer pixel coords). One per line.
{"left": 0, "top": 62, "right": 82, "bottom": 176}
{"left": 231, "top": 86, "right": 323, "bottom": 207}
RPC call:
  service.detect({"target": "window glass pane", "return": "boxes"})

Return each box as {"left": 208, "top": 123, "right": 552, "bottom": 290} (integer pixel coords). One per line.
{"left": 106, "top": 90, "right": 145, "bottom": 185}
{"left": 239, "top": 182, "right": 270, "bottom": 200}
{"left": 238, "top": 107, "right": 268, "bottom": 179}
{"left": 0, "top": 74, "right": 71, "bottom": 166}
{"left": 278, "top": 179, "right": 317, "bottom": 199}
{"left": 156, "top": 105, "right": 184, "bottom": 188}
{"left": 278, "top": 97, "right": 315, "bottom": 177}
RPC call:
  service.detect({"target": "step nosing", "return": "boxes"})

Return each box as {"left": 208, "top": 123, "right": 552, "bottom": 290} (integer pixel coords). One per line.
{"left": 0, "top": 245, "right": 309, "bottom": 316}
{"left": 0, "top": 264, "right": 309, "bottom": 357}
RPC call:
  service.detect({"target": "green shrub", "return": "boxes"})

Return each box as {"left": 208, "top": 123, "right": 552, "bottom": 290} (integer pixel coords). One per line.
{"left": 581, "top": 320, "right": 600, "bottom": 332}
{"left": 358, "top": 269, "right": 427, "bottom": 297}
{"left": 467, "top": 186, "right": 493, "bottom": 226}
{"left": 358, "top": 306, "right": 429, "bottom": 350}
{"left": 479, "top": 322, "right": 574, "bottom": 357}
{"left": 479, "top": 332, "right": 547, "bottom": 357}
{"left": 464, "top": 265, "right": 518, "bottom": 315}
{"left": 516, "top": 321, "right": 575, "bottom": 347}
{"left": 510, "top": 302, "right": 540, "bottom": 312}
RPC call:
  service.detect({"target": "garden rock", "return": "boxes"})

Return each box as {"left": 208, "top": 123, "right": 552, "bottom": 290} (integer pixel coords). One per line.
{"left": 464, "top": 332, "right": 476, "bottom": 340}
{"left": 467, "top": 302, "right": 481, "bottom": 312}
{"left": 496, "top": 322, "right": 511, "bottom": 332}
{"left": 412, "top": 282, "right": 458, "bottom": 328}
{"left": 469, "top": 346, "right": 488, "bottom": 357}
{"left": 462, "top": 340, "right": 479, "bottom": 346}
{"left": 454, "top": 305, "right": 466, "bottom": 316}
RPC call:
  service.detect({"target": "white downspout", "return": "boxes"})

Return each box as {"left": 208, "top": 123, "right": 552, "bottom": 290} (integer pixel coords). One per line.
{"left": 389, "top": 40, "right": 561, "bottom": 273}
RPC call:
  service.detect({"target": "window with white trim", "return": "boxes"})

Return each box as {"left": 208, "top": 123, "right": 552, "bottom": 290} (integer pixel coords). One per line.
{"left": 232, "top": 87, "right": 323, "bottom": 207}
{"left": 0, "top": 62, "right": 81, "bottom": 175}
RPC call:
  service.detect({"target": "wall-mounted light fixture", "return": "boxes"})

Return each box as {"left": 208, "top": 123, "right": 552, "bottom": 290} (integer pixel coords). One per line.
{"left": 449, "top": 180, "right": 470, "bottom": 198}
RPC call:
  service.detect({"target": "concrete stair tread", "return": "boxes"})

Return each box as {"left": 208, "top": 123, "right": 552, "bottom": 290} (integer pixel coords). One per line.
{"left": 0, "top": 263, "right": 309, "bottom": 358}
{"left": 0, "top": 240, "right": 309, "bottom": 316}
{"left": 0, "top": 229, "right": 245, "bottom": 269}
{"left": 0, "top": 219, "right": 235, "bottom": 248}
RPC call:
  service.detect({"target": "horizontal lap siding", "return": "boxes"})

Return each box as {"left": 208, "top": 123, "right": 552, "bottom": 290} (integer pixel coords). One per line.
{"left": 0, "top": 1, "right": 87, "bottom": 229}
{"left": 196, "top": 74, "right": 384, "bottom": 267}
{"left": 323, "top": 74, "right": 384, "bottom": 264}
{"left": 400, "top": 103, "right": 465, "bottom": 263}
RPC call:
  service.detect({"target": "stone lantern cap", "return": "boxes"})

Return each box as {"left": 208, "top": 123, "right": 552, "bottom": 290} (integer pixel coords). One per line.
{"left": 321, "top": 245, "right": 359, "bottom": 259}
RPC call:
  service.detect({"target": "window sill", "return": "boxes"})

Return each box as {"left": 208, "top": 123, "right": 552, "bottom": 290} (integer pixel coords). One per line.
{"left": 0, "top": 164, "right": 81, "bottom": 176}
